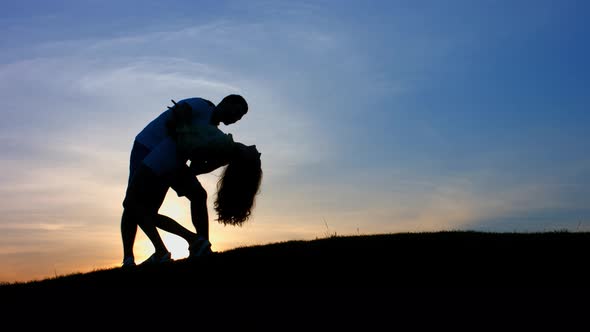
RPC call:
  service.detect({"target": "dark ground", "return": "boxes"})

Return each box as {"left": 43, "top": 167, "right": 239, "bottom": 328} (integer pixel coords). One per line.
{"left": 3, "top": 231, "right": 589, "bottom": 289}
{"left": 1, "top": 231, "right": 588, "bottom": 328}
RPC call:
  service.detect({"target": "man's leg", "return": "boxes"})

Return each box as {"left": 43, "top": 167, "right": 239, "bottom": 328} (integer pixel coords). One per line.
{"left": 126, "top": 163, "right": 173, "bottom": 263}
{"left": 121, "top": 140, "right": 152, "bottom": 265}
{"left": 121, "top": 208, "right": 137, "bottom": 263}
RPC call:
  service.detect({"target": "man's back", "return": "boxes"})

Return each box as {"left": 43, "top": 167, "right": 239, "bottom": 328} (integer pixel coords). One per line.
{"left": 135, "top": 97, "right": 216, "bottom": 149}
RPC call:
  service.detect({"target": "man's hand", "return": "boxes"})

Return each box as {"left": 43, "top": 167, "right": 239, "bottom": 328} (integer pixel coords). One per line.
{"left": 170, "top": 100, "right": 192, "bottom": 126}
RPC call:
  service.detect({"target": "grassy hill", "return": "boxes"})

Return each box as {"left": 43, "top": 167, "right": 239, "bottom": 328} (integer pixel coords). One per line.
{"left": 2, "top": 231, "right": 588, "bottom": 328}
{"left": 2, "top": 230, "right": 589, "bottom": 290}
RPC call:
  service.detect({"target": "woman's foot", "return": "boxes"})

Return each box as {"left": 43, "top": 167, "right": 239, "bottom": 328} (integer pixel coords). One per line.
{"left": 188, "top": 237, "right": 212, "bottom": 258}
{"left": 140, "top": 251, "right": 173, "bottom": 265}
{"left": 122, "top": 256, "right": 136, "bottom": 268}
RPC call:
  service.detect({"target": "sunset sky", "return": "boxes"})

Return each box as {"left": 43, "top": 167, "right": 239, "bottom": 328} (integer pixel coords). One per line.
{"left": 1, "top": 0, "right": 589, "bottom": 283}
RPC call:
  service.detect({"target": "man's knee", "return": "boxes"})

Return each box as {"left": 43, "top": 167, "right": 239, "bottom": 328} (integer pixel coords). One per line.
{"left": 123, "top": 206, "right": 154, "bottom": 226}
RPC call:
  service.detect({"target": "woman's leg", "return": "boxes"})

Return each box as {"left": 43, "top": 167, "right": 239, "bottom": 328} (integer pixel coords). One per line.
{"left": 137, "top": 213, "right": 169, "bottom": 258}
{"left": 154, "top": 214, "right": 198, "bottom": 243}
{"left": 171, "top": 167, "right": 210, "bottom": 240}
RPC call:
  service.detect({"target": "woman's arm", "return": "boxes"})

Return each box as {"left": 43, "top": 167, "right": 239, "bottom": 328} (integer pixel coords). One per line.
{"left": 188, "top": 143, "right": 233, "bottom": 175}
{"left": 189, "top": 158, "right": 227, "bottom": 175}
{"left": 181, "top": 125, "right": 237, "bottom": 175}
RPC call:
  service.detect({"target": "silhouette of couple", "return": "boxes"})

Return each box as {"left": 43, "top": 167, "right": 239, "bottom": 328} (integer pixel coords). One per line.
{"left": 120, "top": 94, "right": 262, "bottom": 267}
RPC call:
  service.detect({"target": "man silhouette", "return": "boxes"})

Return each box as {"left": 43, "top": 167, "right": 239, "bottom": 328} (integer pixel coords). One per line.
{"left": 121, "top": 94, "right": 248, "bottom": 267}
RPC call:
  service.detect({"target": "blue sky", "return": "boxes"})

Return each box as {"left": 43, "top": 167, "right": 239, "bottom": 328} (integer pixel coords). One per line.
{"left": 1, "top": 0, "right": 589, "bottom": 283}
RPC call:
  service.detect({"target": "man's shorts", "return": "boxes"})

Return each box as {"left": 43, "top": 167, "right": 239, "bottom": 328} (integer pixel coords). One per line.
{"left": 125, "top": 140, "right": 205, "bottom": 206}
{"left": 128, "top": 140, "right": 151, "bottom": 184}
{"left": 122, "top": 163, "right": 169, "bottom": 214}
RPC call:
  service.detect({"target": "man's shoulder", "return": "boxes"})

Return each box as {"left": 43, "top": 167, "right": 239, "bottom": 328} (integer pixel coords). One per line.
{"left": 202, "top": 98, "right": 215, "bottom": 107}
{"left": 179, "top": 97, "right": 215, "bottom": 107}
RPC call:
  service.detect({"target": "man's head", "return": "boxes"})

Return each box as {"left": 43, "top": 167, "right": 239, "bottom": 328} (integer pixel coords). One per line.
{"left": 215, "top": 94, "right": 248, "bottom": 125}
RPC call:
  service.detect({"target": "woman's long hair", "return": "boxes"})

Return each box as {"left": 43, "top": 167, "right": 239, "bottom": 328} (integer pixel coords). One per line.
{"left": 214, "top": 150, "right": 262, "bottom": 226}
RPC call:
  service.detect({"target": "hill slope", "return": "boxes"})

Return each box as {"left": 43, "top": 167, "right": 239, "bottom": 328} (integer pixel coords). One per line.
{"left": 2, "top": 231, "right": 589, "bottom": 290}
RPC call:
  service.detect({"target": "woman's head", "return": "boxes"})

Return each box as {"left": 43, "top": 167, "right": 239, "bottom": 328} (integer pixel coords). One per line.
{"left": 214, "top": 144, "right": 262, "bottom": 226}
